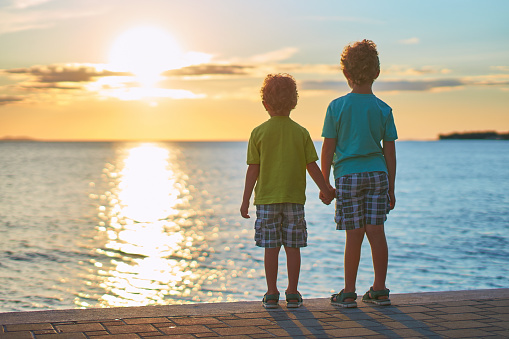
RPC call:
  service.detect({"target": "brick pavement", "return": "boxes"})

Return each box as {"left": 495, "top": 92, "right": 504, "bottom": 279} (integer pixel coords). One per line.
{"left": 1, "top": 289, "right": 508, "bottom": 338}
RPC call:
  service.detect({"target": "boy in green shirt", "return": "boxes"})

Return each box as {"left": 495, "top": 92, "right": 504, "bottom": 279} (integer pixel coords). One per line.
{"left": 241, "top": 73, "right": 334, "bottom": 308}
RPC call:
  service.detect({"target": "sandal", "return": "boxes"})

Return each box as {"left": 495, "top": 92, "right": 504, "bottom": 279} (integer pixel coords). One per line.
{"left": 285, "top": 291, "right": 303, "bottom": 308}
{"left": 362, "top": 287, "right": 391, "bottom": 306}
{"left": 330, "top": 290, "right": 357, "bottom": 308}
{"left": 262, "top": 292, "right": 280, "bottom": 309}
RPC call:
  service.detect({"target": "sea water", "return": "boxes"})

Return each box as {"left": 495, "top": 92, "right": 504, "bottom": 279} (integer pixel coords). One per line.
{"left": 0, "top": 140, "right": 508, "bottom": 312}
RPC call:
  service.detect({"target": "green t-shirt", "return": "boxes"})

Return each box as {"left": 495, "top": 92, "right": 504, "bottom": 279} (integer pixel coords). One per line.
{"left": 321, "top": 93, "right": 398, "bottom": 179}
{"left": 247, "top": 116, "right": 319, "bottom": 205}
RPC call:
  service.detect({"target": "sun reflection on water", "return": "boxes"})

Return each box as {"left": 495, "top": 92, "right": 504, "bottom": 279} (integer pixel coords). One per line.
{"left": 80, "top": 144, "right": 214, "bottom": 307}
{"left": 77, "top": 143, "right": 260, "bottom": 309}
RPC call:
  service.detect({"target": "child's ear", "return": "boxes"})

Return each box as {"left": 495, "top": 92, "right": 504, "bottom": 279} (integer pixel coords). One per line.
{"left": 262, "top": 101, "right": 271, "bottom": 111}
{"left": 342, "top": 69, "right": 350, "bottom": 80}
{"left": 374, "top": 69, "right": 380, "bottom": 80}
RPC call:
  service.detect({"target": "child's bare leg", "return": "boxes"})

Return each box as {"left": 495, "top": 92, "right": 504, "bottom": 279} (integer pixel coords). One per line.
{"left": 365, "top": 224, "right": 388, "bottom": 299}
{"left": 340, "top": 227, "right": 365, "bottom": 301}
{"left": 284, "top": 246, "right": 301, "bottom": 300}
{"left": 264, "top": 247, "right": 281, "bottom": 300}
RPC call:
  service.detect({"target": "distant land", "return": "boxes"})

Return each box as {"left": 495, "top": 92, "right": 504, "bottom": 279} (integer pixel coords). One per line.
{"left": 439, "top": 131, "right": 509, "bottom": 140}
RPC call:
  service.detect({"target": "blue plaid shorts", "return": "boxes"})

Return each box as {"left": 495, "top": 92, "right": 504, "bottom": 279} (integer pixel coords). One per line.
{"left": 254, "top": 203, "right": 307, "bottom": 248}
{"left": 335, "top": 171, "right": 391, "bottom": 230}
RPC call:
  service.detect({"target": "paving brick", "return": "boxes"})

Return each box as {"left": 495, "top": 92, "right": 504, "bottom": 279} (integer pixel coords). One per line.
{"left": 322, "top": 320, "right": 365, "bottom": 328}
{"left": 195, "top": 333, "right": 221, "bottom": 338}
{"left": 435, "top": 306, "right": 484, "bottom": 314}
{"left": 137, "top": 331, "right": 165, "bottom": 337}
{"left": 158, "top": 325, "right": 212, "bottom": 335}
{"left": 5, "top": 323, "right": 53, "bottom": 332}
{"left": 106, "top": 324, "right": 158, "bottom": 334}
{"left": 84, "top": 330, "right": 110, "bottom": 336}
{"left": 88, "top": 334, "right": 141, "bottom": 339}
{"left": 222, "top": 319, "right": 273, "bottom": 327}
{"left": 32, "top": 329, "right": 57, "bottom": 335}
{"left": 124, "top": 318, "right": 171, "bottom": 325}
{"left": 435, "top": 312, "right": 487, "bottom": 321}
{"left": 0, "top": 332, "right": 34, "bottom": 339}
{"left": 54, "top": 323, "right": 105, "bottom": 333}
{"left": 99, "top": 320, "right": 125, "bottom": 326}
{"left": 36, "top": 333, "right": 87, "bottom": 338}
{"left": 438, "top": 320, "right": 494, "bottom": 330}
{"left": 324, "top": 327, "right": 379, "bottom": 337}
{"left": 394, "top": 305, "right": 435, "bottom": 313}
{"left": 434, "top": 328, "right": 494, "bottom": 338}
{"left": 171, "top": 317, "right": 222, "bottom": 326}
{"left": 234, "top": 312, "right": 272, "bottom": 319}
{"left": 213, "top": 326, "right": 266, "bottom": 336}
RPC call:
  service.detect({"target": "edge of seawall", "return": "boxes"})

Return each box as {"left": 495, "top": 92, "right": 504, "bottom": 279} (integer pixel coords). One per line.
{"left": 1, "top": 288, "right": 508, "bottom": 325}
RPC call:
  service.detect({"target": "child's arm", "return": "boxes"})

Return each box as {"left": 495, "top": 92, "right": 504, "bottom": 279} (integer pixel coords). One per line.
{"left": 240, "top": 164, "right": 260, "bottom": 218}
{"left": 321, "top": 138, "right": 336, "bottom": 187}
{"left": 383, "top": 140, "right": 397, "bottom": 210}
{"left": 306, "top": 162, "right": 334, "bottom": 204}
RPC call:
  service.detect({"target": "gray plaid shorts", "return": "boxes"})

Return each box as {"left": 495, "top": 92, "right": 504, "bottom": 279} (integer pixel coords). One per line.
{"left": 254, "top": 203, "right": 307, "bottom": 248}
{"left": 335, "top": 171, "right": 391, "bottom": 230}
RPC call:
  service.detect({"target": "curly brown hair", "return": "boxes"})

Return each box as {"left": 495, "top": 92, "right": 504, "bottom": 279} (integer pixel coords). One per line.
{"left": 260, "top": 73, "right": 298, "bottom": 114}
{"left": 340, "top": 39, "right": 380, "bottom": 86}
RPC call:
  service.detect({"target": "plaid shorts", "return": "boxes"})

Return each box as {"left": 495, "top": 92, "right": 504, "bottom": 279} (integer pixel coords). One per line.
{"left": 335, "top": 171, "right": 391, "bottom": 230}
{"left": 254, "top": 203, "right": 307, "bottom": 248}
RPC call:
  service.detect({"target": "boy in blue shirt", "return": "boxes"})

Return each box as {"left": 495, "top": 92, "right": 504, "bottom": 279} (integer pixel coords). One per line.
{"left": 241, "top": 73, "right": 334, "bottom": 308}
{"left": 320, "top": 40, "right": 398, "bottom": 307}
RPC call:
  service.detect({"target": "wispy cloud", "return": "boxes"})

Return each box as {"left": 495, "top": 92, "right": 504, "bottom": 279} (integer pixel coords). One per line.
{"left": 163, "top": 64, "right": 253, "bottom": 77}
{"left": 491, "top": 66, "right": 509, "bottom": 72}
{"left": 399, "top": 37, "right": 420, "bottom": 45}
{"left": 301, "top": 77, "right": 509, "bottom": 92}
{"left": 5, "top": 64, "right": 131, "bottom": 83}
{"left": 384, "top": 65, "right": 452, "bottom": 76}
{"left": 8, "top": 0, "right": 55, "bottom": 9}
{"left": 306, "top": 16, "right": 385, "bottom": 25}
{"left": 247, "top": 47, "right": 299, "bottom": 63}
{"left": 0, "top": 95, "right": 24, "bottom": 105}
{"left": 0, "top": 2, "right": 103, "bottom": 35}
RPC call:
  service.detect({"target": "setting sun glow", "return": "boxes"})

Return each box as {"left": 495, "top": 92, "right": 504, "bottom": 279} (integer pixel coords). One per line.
{"left": 109, "top": 26, "right": 183, "bottom": 85}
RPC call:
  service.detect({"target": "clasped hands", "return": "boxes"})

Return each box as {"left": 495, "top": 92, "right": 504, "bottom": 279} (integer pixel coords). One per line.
{"left": 319, "top": 185, "right": 336, "bottom": 205}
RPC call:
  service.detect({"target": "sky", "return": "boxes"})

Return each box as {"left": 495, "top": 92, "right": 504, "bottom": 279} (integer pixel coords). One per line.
{"left": 0, "top": 0, "right": 508, "bottom": 141}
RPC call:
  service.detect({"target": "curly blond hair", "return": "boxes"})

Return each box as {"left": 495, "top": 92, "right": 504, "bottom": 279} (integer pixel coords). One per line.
{"left": 260, "top": 73, "right": 298, "bottom": 113}
{"left": 340, "top": 39, "right": 380, "bottom": 86}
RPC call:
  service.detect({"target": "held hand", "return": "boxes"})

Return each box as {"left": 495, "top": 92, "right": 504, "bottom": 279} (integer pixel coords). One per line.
{"left": 389, "top": 191, "right": 396, "bottom": 210}
{"left": 240, "top": 202, "right": 250, "bottom": 219}
{"left": 319, "top": 191, "right": 330, "bottom": 205}
{"left": 319, "top": 185, "right": 336, "bottom": 205}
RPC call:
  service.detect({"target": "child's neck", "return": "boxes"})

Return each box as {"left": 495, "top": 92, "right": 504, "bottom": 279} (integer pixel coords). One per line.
{"left": 268, "top": 110, "right": 291, "bottom": 117}
{"left": 349, "top": 82, "right": 374, "bottom": 94}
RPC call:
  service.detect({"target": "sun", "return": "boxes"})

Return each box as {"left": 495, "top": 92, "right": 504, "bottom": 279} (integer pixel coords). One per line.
{"left": 109, "top": 26, "right": 183, "bottom": 85}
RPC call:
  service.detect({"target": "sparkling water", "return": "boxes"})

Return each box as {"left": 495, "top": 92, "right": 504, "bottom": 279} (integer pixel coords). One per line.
{"left": 0, "top": 140, "right": 508, "bottom": 312}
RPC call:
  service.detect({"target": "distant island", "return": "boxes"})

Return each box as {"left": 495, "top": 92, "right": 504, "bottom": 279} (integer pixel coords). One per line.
{"left": 439, "top": 131, "right": 509, "bottom": 140}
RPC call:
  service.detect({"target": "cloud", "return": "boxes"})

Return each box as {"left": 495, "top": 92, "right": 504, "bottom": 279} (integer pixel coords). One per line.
{"left": 163, "top": 64, "right": 253, "bottom": 76}
{"left": 5, "top": 64, "right": 131, "bottom": 83}
{"left": 399, "top": 37, "right": 420, "bottom": 45}
{"left": 491, "top": 66, "right": 509, "bottom": 72}
{"left": 375, "top": 79, "right": 464, "bottom": 91}
{"left": 301, "top": 79, "right": 466, "bottom": 92}
{"left": 306, "top": 16, "right": 385, "bottom": 25}
{"left": 384, "top": 65, "right": 451, "bottom": 76}
{"left": 162, "top": 63, "right": 338, "bottom": 78}
{"left": 300, "top": 80, "right": 350, "bottom": 92}
{"left": 247, "top": 47, "right": 299, "bottom": 63}
{"left": 0, "top": 3, "right": 103, "bottom": 35}
{"left": 0, "top": 95, "right": 24, "bottom": 105}
{"left": 8, "top": 0, "right": 55, "bottom": 9}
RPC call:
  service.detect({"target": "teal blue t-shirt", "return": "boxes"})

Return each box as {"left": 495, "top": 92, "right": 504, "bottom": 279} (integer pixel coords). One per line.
{"left": 321, "top": 93, "right": 398, "bottom": 179}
